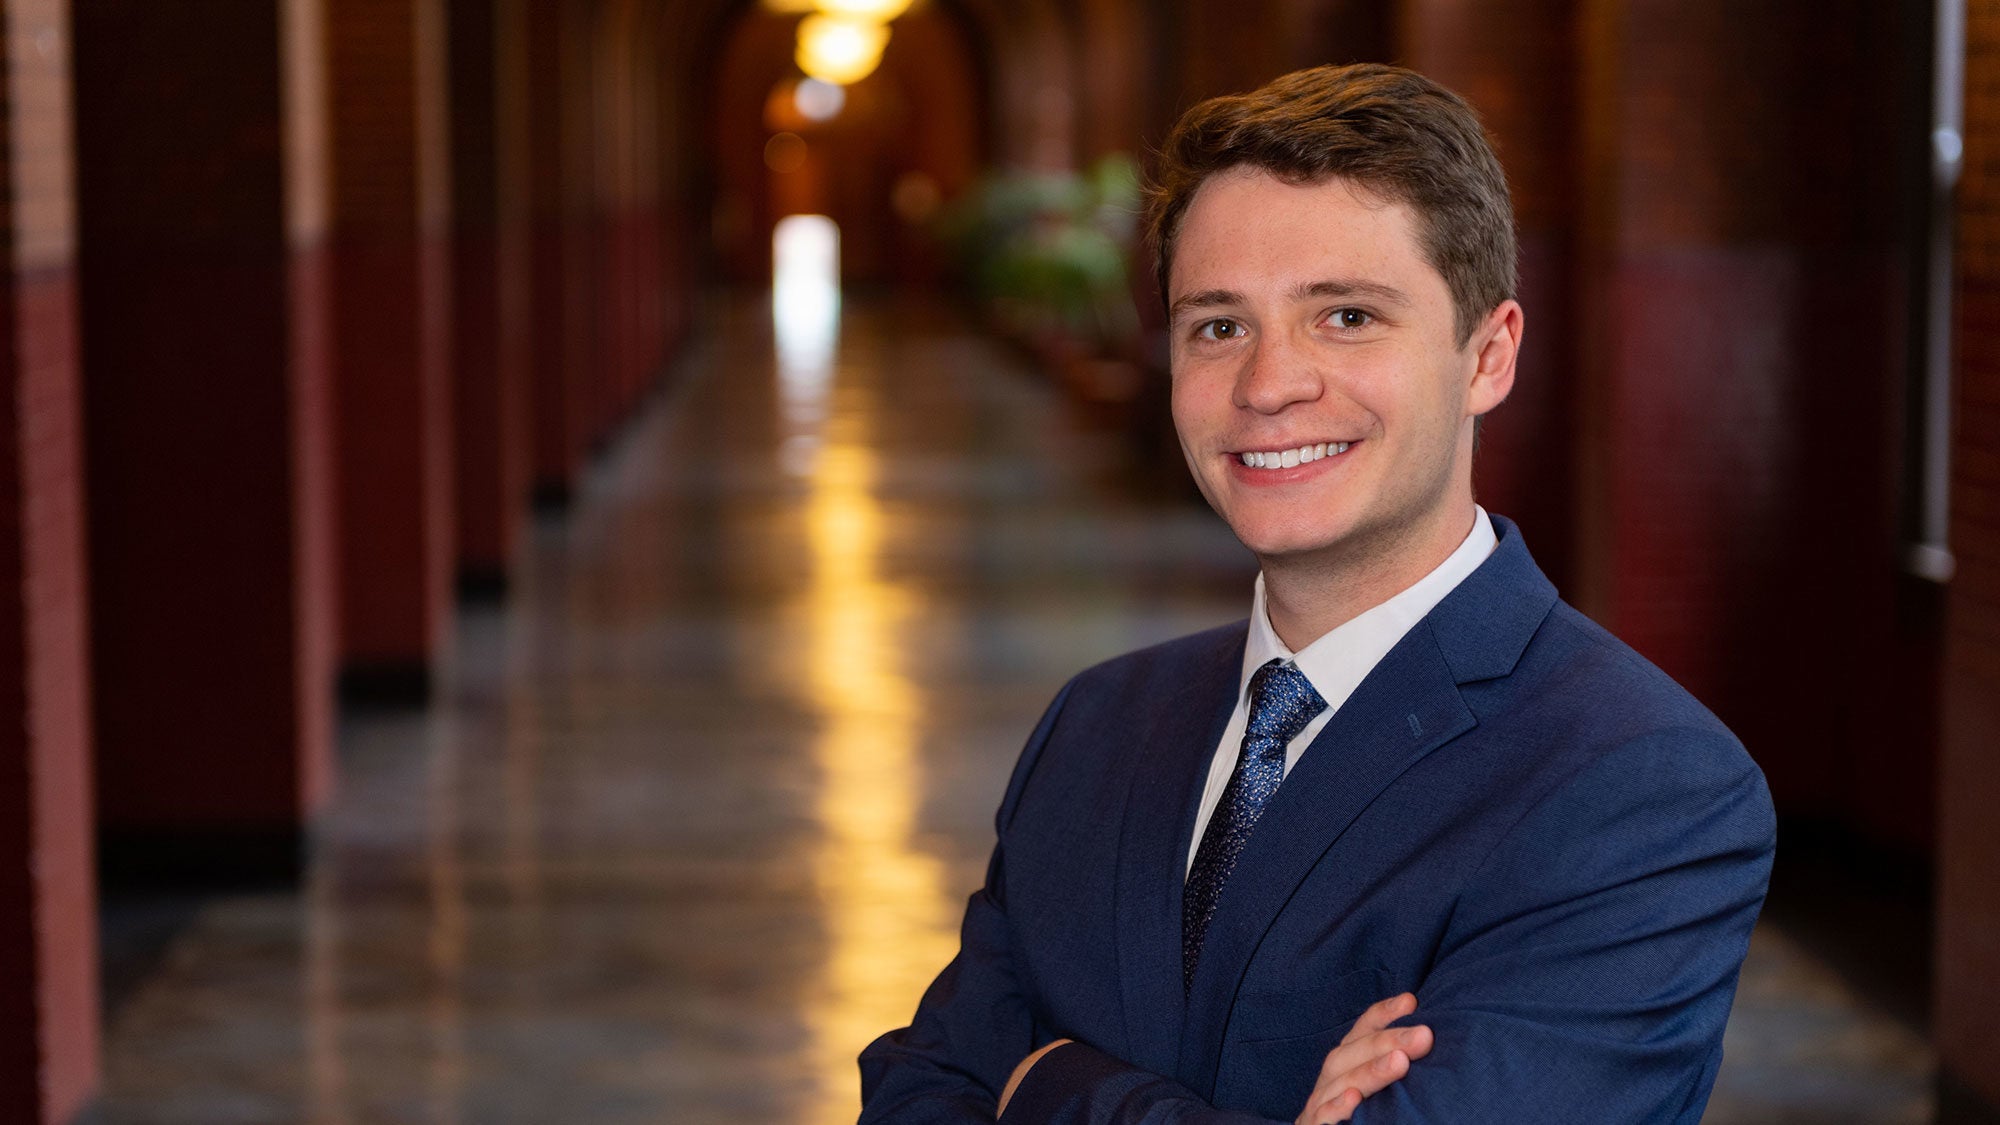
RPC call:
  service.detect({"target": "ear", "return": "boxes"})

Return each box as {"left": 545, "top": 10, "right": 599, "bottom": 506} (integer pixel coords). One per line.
{"left": 1465, "top": 299, "right": 1523, "bottom": 417}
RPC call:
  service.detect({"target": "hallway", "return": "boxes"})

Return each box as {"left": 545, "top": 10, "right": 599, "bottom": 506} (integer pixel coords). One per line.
{"left": 93, "top": 294, "right": 1934, "bottom": 1124}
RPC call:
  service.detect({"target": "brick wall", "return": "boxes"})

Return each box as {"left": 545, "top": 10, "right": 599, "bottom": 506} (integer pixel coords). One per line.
{"left": 451, "top": 0, "right": 532, "bottom": 588}
{"left": 1399, "top": 0, "right": 1580, "bottom": 593}
{"left": 526, "top": 0, "right": 593, "bottom": 500}
{"left": 0, "top": 0, "right": 97, "bottom": 1116}
{"left": 1939, "top": 0, "right": 2000, "bottom": 1104}
{"left": 326, "top": 0, "right": 456, "bottom": 683}
{"left": 74, "top": 0, "right": 336, "bottom": 874}
{"left": 1569, "top": 0, "right": 1935, "bottom": 849}
{"left": 284, "top": 0, "right": 337, "bottom": 815}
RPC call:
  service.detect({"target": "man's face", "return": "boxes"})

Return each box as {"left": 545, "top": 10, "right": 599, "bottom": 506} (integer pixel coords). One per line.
{"left": 1167, "top": 167, "right": 1516, "bottom": 573}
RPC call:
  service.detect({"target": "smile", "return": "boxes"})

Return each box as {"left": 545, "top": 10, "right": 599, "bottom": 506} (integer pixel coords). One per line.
{"left": 1237, "top": 442, "right": 1351, "bottom": 469}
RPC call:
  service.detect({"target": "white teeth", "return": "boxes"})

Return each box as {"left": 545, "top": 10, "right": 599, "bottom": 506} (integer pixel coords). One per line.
{"left": 1239, "top": 441, "right": 1352, "bottom": 469}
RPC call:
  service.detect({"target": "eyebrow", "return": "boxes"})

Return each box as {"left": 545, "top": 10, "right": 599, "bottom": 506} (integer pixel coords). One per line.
{"left": 1167, "top": 278, "right": 1414, "bottom": 323}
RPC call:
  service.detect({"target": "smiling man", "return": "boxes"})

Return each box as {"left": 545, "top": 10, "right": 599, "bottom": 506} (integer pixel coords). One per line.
{"left": 858, "top": 64, "right": 1775, "bottom": 1125}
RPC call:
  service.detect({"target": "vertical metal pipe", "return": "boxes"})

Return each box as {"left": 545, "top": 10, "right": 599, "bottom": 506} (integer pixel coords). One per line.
{"left": 1911, "top": 0, "right": 1966, "bottom": 583}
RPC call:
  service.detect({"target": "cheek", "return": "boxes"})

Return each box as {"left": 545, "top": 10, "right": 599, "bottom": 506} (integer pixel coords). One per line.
{"left": 1168, "top": 370, "right": 1219, "bottom": 432}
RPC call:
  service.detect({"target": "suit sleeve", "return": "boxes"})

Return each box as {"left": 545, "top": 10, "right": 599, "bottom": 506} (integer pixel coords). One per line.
{"left": 1354, "top": 728, "right": 1776, "bottom": 1124}
{"left": 857, "top": 680, "right": 1290, "bottom": 1125}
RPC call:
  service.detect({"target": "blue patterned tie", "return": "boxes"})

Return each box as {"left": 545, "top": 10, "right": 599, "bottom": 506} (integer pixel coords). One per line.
{"left": 1183, "top": 659, "right": 1326, "bottom": 990}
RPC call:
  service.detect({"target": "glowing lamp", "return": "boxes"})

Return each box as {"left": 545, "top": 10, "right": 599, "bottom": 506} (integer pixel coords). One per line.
{"left": 814, "top": 0, "right": 914, "bottom": 19}
{"left": 795, "top": 13, "right": 889, "bottom": 86}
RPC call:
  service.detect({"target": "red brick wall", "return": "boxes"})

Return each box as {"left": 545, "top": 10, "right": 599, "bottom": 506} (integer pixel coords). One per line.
{"left": 0, "top": 3, "right": 98, "bottom": 1118}
{"left": 1400, "top": 0, "right": 1580, "bottom": 592}
{"left": 526, "top": 0, "right": 593, "bottom": 499}
{"left": 1076, "top": 0, "right": 1148, "bottom": 163}
{"left": 327, "top": 0, "right": 456, "bottom": 673}
{"left": 73, "top": 0, "right": 336, "bottom": 856}
{"left": 450, "top": 0, "right": 531, "bottom": 585}
{"left": 1940, "top": 0, "right": 2000, "bottom": 1103}
{"left": 285, "top": 0, "right": 338, "bottom": 820}
{"left": 1570, "top": 0, "right": 1932, "bottom": 847}
{"left": 592, "top": 0, "right": 645, "bottom": 430}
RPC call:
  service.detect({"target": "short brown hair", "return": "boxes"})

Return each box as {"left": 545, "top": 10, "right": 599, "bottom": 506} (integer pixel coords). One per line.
{"left": 1146, "top": 63, "right": 1516, "bottom": 347}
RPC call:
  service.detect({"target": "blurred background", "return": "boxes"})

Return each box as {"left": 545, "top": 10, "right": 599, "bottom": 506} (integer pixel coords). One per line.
{"left": 2, "top": 0, "right": 1997, "bottom": 1122}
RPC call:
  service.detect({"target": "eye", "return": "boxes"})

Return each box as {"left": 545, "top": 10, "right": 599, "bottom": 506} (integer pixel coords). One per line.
{"left": 1196, "top": 318, "right": 1246, "bottom": 341}
{"left": 1328, "top": 307, "right": 1373, "bottom": 331}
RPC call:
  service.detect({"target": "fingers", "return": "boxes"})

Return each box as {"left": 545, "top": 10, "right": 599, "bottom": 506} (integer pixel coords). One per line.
{"left": 1319, "top": 1022, "right": 1432, "bottom": 1087}
{"left": 1298, "top": 1085, "right": 1362, "bottom": 1125}
{"left": 1335, "top": 1040, "right": 1413, "bottom": 1099}
{"left": 1338, "top": 992, "right": 1417, "bottom": 1046}
{"left": 1297, "top": 995, "right": 1430, "bottom": 1125}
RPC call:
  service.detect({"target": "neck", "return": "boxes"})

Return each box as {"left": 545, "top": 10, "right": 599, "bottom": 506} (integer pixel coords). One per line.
{"left": 1261, "top": 500, "right": 1477, "bottom": 652}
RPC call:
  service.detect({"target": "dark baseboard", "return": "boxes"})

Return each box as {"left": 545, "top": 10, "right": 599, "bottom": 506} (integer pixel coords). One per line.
{"left": 338, "top": 659, "right": 433, "bottom": 707}
{"left": 1940, "top": 1070, "right": 2000, "bottom": 1124}
{"left": 457, "top": 562, "right": 509, "bottom": 602}
{"left": 97, "top": 824, "right": 305, "bottom": 891}
{"left": 1762, "top": 816, "right": 1932, "bottom": 1033}
{"left": 531, "top": 478, "right": 572, "bottom": 512}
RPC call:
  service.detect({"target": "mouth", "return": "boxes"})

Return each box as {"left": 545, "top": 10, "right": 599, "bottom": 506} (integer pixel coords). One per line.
{"left": 1234, "top": 441, "right": 1353, "bottom": 470}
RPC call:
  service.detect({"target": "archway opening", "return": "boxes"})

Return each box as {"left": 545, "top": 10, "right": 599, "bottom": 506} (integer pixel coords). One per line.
{"left": 708, "top": 1, "right": 986, "bottom": 288}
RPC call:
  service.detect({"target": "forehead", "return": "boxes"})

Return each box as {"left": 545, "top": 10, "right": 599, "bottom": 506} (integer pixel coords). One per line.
{"left": 1170, "top": 168, "right": 1441, "bottom": 301}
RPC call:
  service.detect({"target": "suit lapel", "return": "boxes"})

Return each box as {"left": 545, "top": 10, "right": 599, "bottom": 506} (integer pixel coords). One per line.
{"left": 1176, "top": 624, "right": 1475, "bottom": 1092}
{"left": 1171, "top": 517, "right": 1559, "bottom": 1093}
{"left": 1113, "top": 625, "right": 1241, "bottom": 1076}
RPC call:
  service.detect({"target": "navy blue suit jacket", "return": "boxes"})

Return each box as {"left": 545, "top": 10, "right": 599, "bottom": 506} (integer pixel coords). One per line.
{"left": 859, "top": 518, "right": 1775, "bottom": 1123}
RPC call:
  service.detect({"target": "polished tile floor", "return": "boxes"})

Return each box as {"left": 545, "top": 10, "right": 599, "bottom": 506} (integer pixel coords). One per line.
{"left": 97, "top": 291, "right": 1934, "bottom": 1123}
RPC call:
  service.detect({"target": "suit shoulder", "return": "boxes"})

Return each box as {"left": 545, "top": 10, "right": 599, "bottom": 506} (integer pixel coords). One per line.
{"left": 1461, "top": 601, "right": 1775, "bottom": 893}
{"left": 1524, "top": 600, "right": 1740, "bottom": 744}
{"left": 1473, "top": 600, "right": 1765, "bottom": 817}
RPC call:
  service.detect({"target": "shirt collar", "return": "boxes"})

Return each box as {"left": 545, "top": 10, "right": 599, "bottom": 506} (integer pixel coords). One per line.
{"left": 1240, "top": 506, "right": 1498, "bottom": 718}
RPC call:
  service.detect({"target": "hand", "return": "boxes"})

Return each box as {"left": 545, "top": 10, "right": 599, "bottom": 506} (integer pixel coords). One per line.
{"left": 997, "top": 1037, "right": 1073, "bottom": 1117}
{"left": 1295, "top": 993, "right": 1434, "bottom": 1125}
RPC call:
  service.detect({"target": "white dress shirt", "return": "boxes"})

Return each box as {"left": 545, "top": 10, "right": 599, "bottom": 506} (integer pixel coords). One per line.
{"left": 1186, "top": 507, "right": 1499, "bottom": 874}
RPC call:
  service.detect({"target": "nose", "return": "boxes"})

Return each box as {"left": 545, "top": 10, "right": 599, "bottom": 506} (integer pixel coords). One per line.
{"left": 1233, "top": 330, "right": 1323, "bottom": 415}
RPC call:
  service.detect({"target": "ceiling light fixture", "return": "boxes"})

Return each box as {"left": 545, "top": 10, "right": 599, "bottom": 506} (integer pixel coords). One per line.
{"left": 795, "top": 13, "right": 889, "bottom": 86}
{"left": 813, "top": 0, "right": 914, "bottom": 19}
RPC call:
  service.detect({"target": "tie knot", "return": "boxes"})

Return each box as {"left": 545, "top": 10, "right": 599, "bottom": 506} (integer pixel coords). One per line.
{"left": 1245, "top": 659, "right": 1326, "bottom": 744}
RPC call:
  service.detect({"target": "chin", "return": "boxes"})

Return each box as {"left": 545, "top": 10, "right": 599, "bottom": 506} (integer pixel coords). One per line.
{"left": 1225, "top": 517, "right": 1358, "bottom": 562}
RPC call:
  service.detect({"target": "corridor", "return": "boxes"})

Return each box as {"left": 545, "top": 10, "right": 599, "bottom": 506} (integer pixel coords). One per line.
{"left": 93, "top": 293, "right": 1933, "bottom": 1125}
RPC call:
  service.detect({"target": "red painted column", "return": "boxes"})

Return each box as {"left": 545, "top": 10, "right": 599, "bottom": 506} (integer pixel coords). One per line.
{"left": 631, "top": 4, "right": 665, "bottom": 398}
{"left": 651, "top": 0, "right": 694, "bottom": 367}
{"left": 607, "top": 0, "right": 663, "bottom": 413}
{"left": 0, "top": 2, "right": 99, "bottom": 1119}
{"left": 590, "top": 0, "right": 624, "bottom": 435}
{"left": 72, "top": 0, "right": 338, "bottom": 878}
{"left": 1572, "top": 0, "right": 1933, "bottom": 844}
{"left": 526, "top": 0, "right": 594, "bottom": 504}
{"left": 449, "top": 0, "right": 532, "bottom": 593}
{"left": 1939, "top": 2, "right": 2000, "bottom": 1108}
{"left": 1399, "top": 0, "right": 1580, "bottom": 592}
{"left": 327, "top": 0, "right": 456, "bottom": 695}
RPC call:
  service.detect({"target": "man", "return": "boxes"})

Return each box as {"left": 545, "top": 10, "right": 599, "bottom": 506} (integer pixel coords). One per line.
{"left": 858, "top": 63, "right": 1774, "bottom": 1124}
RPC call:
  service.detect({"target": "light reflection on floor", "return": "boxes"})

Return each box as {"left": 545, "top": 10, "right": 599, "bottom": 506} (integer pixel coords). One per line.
{"left": 93, "top": 286, "right": 1938, "bottom": 1123}
{"left": 775, "top": 215, "right": 961, "bottom": 1119}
